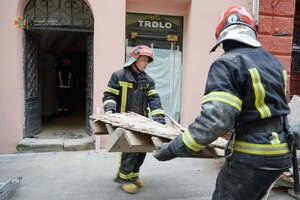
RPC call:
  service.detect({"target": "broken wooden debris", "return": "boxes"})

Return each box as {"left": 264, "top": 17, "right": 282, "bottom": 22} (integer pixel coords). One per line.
{"left": 90, "top": 112, "right": 181, "bottom": 139}
{"left": 90, "top": 112, "right": 227, "bottom": 158}
{"left": 89, "top": 119, "right": 107, "bottom": 135}
{"left": 105, "top": 128, "right": 155, "bottom": 152}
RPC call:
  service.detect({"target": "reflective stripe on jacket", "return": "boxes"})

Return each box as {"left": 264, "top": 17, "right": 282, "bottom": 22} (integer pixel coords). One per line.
{"left": 103, "top": 67, "right": 165, "bottom": 120}
{"left": 173, "top": 46, "right": 291, "bottom": 169}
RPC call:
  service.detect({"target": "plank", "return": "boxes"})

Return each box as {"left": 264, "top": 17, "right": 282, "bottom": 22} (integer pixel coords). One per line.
{"left": 105, "top": 128, "right": 124, "bottom": 152}
{"left": 89, "top": 119, "right": 108, "bottom": 135}
{"left": 90, "top": 112, "right": 182, "bottom": 139}
{"left": 124, "top": 131, "right": 153, "bottom": 147}
{"left": 105, "top": 128, "right": 155, "bottom": 152}
{"left": 105, "top": 124, "right": 115, "bottom": 135}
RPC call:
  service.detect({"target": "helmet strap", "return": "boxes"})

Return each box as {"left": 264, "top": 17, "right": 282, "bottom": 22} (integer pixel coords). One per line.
{"left": 132, "top": 63, "right": 142, "bottom": 74}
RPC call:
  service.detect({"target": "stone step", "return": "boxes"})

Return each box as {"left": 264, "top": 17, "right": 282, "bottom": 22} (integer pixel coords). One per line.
{"left": 17, "top": 137, "right": 95, "bottom": 153}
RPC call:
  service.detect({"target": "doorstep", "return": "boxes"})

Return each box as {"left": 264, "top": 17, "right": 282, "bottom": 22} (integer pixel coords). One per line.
{"left": 16, "top": 136, "right": 95, "bottom": 153}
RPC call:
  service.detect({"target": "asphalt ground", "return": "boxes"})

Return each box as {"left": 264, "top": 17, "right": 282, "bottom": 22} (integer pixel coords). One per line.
{"left": 0, "top": 150, "right": 294, "bottom": 200}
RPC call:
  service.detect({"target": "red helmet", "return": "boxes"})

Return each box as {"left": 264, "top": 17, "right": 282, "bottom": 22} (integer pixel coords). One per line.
{"left": 124, "top": 45, "right": 154, "bottom": 67}
{"left": 211, "top": 6, "right": 261, "bottom": 52}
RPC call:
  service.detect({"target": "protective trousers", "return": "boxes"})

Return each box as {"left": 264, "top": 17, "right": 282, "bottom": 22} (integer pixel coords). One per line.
{"left": 212, "top": 160, "right": 285, "bottom": 200}
{"left": 57, "top": 87, "right": 70, "bottom": 112}
{"left": 115, "top": 152, "right": 146, "bottom": 183}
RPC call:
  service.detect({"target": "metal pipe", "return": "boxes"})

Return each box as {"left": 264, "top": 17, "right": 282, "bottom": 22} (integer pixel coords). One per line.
{"left": 252, "top": 0, "right": 260, "bottom": 28}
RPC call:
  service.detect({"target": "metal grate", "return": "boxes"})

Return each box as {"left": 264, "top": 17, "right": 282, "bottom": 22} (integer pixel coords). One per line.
{"left": 24, "top": 0, "right": 93, "bottom": 31}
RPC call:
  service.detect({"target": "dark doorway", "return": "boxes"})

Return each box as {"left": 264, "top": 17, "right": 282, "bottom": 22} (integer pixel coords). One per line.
{"left": 23, "top": 0, "right": 94, "bottom": 138}
{"left": 37, "top": 30, "right": 89, "bottom": 139}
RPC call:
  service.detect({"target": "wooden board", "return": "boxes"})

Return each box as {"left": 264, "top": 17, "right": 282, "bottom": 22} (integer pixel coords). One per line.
{"left": 105, "top": 128, "right": 155, "bottom": 152}
{"left": 91, "top": 112, "right": 227, "bottom": 158}
{"left": 89, "top": 119, "right": 108, "bottom": 135}
{"left": 90, "top": 112, "right": 182, "bottom": 139}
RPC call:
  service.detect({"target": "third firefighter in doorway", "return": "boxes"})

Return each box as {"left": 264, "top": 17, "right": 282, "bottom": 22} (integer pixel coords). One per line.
{"left": 57, "top": 57, "right": 72, "bottom": 114}
{"left": 103, "top": 45, "right": 166, "bottom": 194}
{"left": 154, "top": 6, "right": 292, "bottom": 200}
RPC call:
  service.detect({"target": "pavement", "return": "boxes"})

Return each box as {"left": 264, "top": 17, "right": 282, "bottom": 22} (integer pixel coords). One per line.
{"left": 0, "top": 150, "right": 295, "bottom": 200}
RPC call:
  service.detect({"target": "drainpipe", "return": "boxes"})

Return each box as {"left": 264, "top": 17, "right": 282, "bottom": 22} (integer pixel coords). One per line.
{"left": 252, "top": 0, "right": 260, "bottom": 29}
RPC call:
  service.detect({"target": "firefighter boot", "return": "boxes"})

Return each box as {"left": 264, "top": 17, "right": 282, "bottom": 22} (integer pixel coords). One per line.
{"left": 121, "top": 183, "right": 138, "bottom": 194}
{"left": 134, "top": 179, "right": 144, "bottom": 188}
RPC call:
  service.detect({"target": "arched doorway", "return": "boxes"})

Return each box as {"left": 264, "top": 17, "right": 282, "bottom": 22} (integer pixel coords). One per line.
{"left": 23, "top": 0, "right": 94, "bottom": 138}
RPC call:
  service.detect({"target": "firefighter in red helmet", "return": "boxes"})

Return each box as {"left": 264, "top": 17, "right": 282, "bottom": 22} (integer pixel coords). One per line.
{"left": 154, "top": 6, "right": 292, "bottom": 199}
{"left": 103, "top": 45, "right": 165, "bottom": 194}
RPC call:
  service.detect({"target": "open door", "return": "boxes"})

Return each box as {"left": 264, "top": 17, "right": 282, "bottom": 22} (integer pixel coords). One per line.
{"left": 24, "top": 31, "right": 41, "bottom": 138}
{"left": 85, "top": 33, "right": 94, "bottom": 135}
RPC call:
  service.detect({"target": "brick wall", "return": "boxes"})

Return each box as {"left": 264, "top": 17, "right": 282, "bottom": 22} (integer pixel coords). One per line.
{"left": 258, "top": 0, "right": 296, "bottom": 98}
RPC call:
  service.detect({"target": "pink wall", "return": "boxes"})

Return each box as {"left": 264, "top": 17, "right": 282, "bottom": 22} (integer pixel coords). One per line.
{"left": 0, "top": 1, "right": 27, "bottom": 153}
{"left": 91, "top": 0, "right": 126, "bottom": 115}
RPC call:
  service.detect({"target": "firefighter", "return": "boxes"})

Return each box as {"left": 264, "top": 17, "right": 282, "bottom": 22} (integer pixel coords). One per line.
{"left": 57, "top": 57, "right": 72, "bottom": 114}
{"left": 103, "top": 45, "right": 166, "bottom": 194}
{"left": 154, "top": 6, "right": 292, "bottom": 200}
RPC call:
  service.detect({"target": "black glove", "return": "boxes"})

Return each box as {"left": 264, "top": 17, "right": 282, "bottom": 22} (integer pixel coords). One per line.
{"left": 153, "top": 136, "right": 194, "bottom": 161}
{"left": 153, "top": 114, "right": 166, "bottom": 124}
{"left": 153, "top": 142, "right": 176, "bottom": 161}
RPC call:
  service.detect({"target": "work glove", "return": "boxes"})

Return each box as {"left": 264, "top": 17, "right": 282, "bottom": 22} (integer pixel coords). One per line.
{"left": 153, "top": 114, "right": 166, "bottom": 125}
{"left": 153, "top": 142, "right": 176, "bottom": 161}
{"left": 105, "top": 110, "right": 113, "bottom": 115}
{"left": 153, "top": 135, "right": 195, "bottom": 161}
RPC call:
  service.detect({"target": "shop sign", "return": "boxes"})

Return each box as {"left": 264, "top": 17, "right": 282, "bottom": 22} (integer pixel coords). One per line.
{"left": 137, "top": 20, "right": 172, "bottom": 29}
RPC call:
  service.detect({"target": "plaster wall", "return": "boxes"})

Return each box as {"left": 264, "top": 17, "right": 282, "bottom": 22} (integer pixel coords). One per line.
{"left": 0, "top": 1, "right": 26, "bottom": 153}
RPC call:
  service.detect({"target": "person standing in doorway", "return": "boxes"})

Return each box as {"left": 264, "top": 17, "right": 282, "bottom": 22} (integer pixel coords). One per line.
{"left": 154, "top": 6, "right": 292, "bottom": 200}
{"left": 57, "top": 57, "right": 72, "bottom": 115}
{"left": 103, "top": 45, "right": 166, "bottom": 194}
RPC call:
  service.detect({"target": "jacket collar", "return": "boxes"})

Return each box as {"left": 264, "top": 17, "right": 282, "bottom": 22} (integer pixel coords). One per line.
{"left": 124, "top": 66, "right": 147, "bottom": 82}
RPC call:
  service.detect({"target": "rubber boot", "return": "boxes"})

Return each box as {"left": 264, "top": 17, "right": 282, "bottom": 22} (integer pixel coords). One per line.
{"left": 134, "top": 179, "right": 144, "bottom": 188}
{"left": 121, "top": 183, "right": 138, "bottom": 194}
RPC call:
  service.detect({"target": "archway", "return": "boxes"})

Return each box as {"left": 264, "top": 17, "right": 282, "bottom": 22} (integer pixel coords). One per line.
{"left": 23, "top": 0, "right": 94, "bottom": 138}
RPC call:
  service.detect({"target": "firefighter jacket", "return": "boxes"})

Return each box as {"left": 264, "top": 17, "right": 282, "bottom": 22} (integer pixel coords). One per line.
{"left": 103, "top": 67, "right": 165, "bottom": 124}
{"left": 57, "top": 64, "right": 72, "bottom": 89}
{"left": 164, "top": 46, "right": 291, "bottom": 169}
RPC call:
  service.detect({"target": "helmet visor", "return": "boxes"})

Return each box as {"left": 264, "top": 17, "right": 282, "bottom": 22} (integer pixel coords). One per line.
{"left": 210, "top": 24, "right": 261, "bottom": 53}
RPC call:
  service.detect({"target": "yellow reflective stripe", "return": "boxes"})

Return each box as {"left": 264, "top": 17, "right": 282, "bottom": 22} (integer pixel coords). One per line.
{"left": 151, "top": 109, "right": 165, "bottom": 116}
{"left": 270, "top": 132, "right": 280, "bottom": 145}
{"left": 147, "top": 89, "right": 158, "bottom": 96}
{"left": 115, "top": 152, "right": 122, "bottom": 178}
{"left": 248, "top": 68, "right": 272, "bottom": 119}
{"left": 282, "top": 70, "right": 287, "bottom": 96}
{"left": 120, "top": 86, "right": 128, "bottom": 112}
{"left": 235, "top": 141, "right": 287, "bottom": 148}
{"left": 182, "top": 129, "right": 206, "bottom": 152}
{"left": 119, "top": 172, "right": 139, "bottom": 180}
{"left": 106, "top": 87, "right": 120, "bottom": 95}
{"left": 228, "top": 141, "right": 289, "bottom": 155}
{"left": 58, "top": 85, "right": 70, "bottom": 89}
{"left": 118, "top": 81, "right": 133, "bottom": 88}
{"left": 59, "top": 71, "right": 63, "bottom": 86}
{"left": 231, "top": 147, "right": 289, "bottom": 155}
{"left": 118, "top": 82, "right": 132, "bottom": 113}
{"left": 103, "top": 99, "right": 116, "bottom": 107}
{"left": 201, "top": 91, "right": 242, "bottom": 112}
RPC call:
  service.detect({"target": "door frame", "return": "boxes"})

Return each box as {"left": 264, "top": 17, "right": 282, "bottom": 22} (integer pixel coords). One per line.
{"left": 23, "top": 0, "right": 94, "bottom": 137}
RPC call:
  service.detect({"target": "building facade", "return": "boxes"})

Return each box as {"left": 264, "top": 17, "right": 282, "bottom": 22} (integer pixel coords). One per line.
{"left": 0, "top": 0, "right": 298, "bottom": 154}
